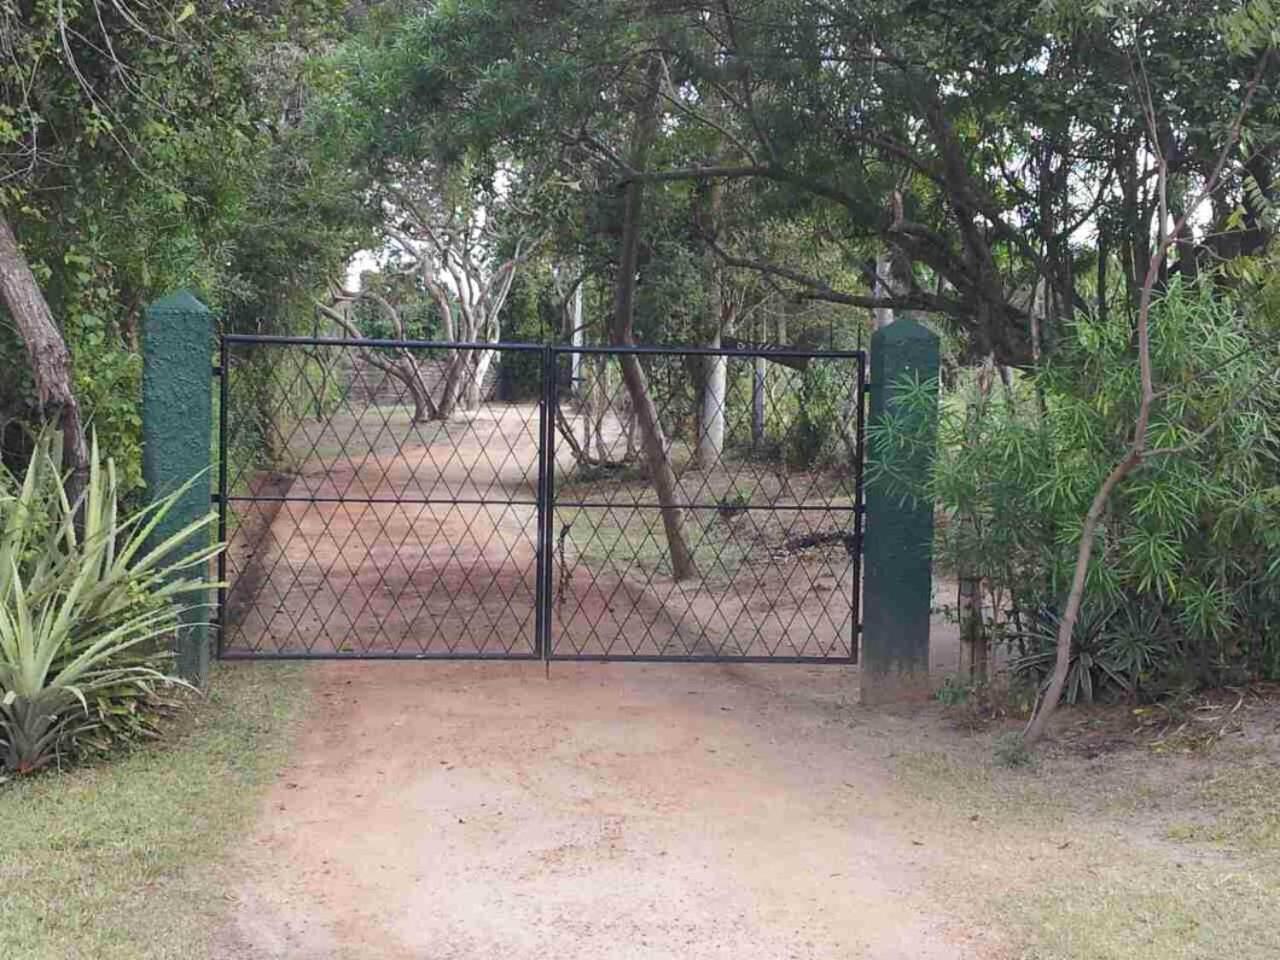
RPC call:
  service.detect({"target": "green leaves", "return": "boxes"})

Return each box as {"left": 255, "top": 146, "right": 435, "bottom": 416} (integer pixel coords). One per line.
{"left": 1220, "top": 0, "right": 1280, "bottom": 54}
{"left": 0, "top": 432, "right": 221, "bottom": 774}
{"left": 875, "top": 278, "right": 1280, "bottom": 689}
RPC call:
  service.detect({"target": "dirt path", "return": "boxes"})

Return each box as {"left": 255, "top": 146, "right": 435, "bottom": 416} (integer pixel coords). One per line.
{"left": 216, "top": 398, "right": 986, "bottom": 957}
{"left": 224, "top": 406, "right": 545, "bottom": 656}
{"left": 216, "top": 661, "right": 1000, "bottom": 960}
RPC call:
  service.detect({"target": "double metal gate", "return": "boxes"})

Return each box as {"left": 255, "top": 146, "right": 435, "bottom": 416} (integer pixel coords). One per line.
{"left": 214, "top": 337, "right": 866, "bottom": 663}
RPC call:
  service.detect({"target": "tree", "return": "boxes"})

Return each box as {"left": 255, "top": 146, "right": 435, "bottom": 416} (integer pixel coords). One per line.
{"left": 378, "top": 173, "right": 542, "bottom": 416}
{"left": 0, "top": 0, "right": 365, "bottom": 491}
{"left": 609, "top": 48, "right": 698, "bottom": 580}
{"left": 0, "top": 217, "right": 88, "bottom": 485}
{"left": 314, "top": 292, "right": 441, "bottom": 422}
{"left": 1024, "top": 25, "right": 1277, "bottom": 744}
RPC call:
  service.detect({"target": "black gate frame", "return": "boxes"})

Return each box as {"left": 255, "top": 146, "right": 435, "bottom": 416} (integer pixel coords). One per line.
{"left": 214, "top": 337, "right": 866, "bottom": 664}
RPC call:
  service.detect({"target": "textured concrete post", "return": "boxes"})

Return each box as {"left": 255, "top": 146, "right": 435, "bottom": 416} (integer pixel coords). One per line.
{"left": 861, "top": 318, "right": 939, "bottom": 704}
{"left": 143, "top": 291, "right": 213, "bottom": 685}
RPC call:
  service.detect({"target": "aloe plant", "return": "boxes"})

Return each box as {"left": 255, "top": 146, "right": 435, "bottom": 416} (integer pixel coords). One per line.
{"left": 0, "top": 433, "right": 221, "bottom": 774}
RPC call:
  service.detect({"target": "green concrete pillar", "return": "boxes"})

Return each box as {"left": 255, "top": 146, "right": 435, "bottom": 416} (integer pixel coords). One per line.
{"left": 142, "top": 291, "right": 213, "bottom": 686}
{"left": 861, "top": 318, "right": 939, "bottom": 704}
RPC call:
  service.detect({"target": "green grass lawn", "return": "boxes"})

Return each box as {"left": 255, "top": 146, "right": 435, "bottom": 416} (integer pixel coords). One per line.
{"left": 0, "top": 664, "right": 308, "bottom": 960}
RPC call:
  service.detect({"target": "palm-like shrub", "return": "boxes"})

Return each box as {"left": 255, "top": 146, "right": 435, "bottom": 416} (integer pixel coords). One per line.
{"left": 0, "top": 434, "right": 220, "bottom": 774}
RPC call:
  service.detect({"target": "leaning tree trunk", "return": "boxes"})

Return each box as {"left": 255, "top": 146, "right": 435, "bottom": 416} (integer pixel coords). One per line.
{"left": 624, "top": 398, "right": 639, "bottom": 461}
{"left": 0, "top": 213, "right": 89, "bottom": 496}
{"left": 408, "top": 372, "right": 432, "bottom": 422}
{"left": 618, "top": 355, "right": 695, "bottom": 578}
{"left": 610, "top": 50, "right": 695, "bottom": 581}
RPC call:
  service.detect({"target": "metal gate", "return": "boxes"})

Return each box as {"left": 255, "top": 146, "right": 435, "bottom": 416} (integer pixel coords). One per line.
{"left": 214, "top": 337, "right": 865, "bottom": 663}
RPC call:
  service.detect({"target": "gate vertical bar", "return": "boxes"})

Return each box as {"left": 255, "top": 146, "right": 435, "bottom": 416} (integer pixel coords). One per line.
{"left": 851, "top": 352, "right": 867, "bottom": 664}
{"left": 545, "top": 346, "right": 560, "bottom": 660}
{"left": 533, "top": 346, "right": 549, "bottom": 659}
{"left": 216, "top": 336, "right": 229, "bottom": 658}
{"left": 541, "top": 347, "right": 559, "bottom": 662}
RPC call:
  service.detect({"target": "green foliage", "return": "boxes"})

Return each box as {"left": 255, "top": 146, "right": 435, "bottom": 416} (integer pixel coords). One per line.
{"left": 0, "top": 433, "right": 220, "bottom": 774}
{"left": 717, "top": 487, "right": 752, "bottom": 515}
{"left": 1, "top": 0, "right": 370, "bottom": 488}
{"left": 1007, "top": 604, "right": 1181, "bottom": 704}
{"left": 499, "top": 263, "right": 560, "bottom": 399}
{"left": 873, "top": 280, "right": 1280, "bottom": 689}
{"left": 992, "top": 731, "right": 1034, "bottom": 769}
{"left": 936, "top": 675, "right": 972, "bottom": 706}
{"left": 1011, "top": 607, "right": 1111, "bottom": 705}
{"left": 785, "top": 363, "right": 847, "bottom": 469}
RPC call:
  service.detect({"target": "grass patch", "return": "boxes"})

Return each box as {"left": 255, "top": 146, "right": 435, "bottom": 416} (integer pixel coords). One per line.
{"left": 1010, "top": 861, "right": 1280, "bottom": 960}
{"left": 0, "top": 663, "right": 308, "bottom": 960}
{"left": 1162, "top": 757, "right": 1280, "bottom": 854}
{"left": 893, "top": 733, "right": 1280, "bottom": 959}
{"left": 893, "top": 748, "right": 1063, "bottom": 823}
{"left": 555, "top": 503, "right": 751, "bottom": 584}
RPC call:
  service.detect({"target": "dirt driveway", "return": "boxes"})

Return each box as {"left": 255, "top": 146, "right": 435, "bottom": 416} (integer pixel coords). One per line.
{"left": 216, "top": 661, "right": 997, "bottom": 960}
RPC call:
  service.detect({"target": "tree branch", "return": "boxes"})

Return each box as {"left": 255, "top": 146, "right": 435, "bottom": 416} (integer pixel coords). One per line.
{"left": 708, "top": 239, "right": 962, "bottom": 314}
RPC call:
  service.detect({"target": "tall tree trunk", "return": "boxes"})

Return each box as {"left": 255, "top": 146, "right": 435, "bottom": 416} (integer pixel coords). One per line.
{"left": 1096, "top": 235, "right": 1109, "bottom": 325}
{"left": 581, "top": 354, "right": 596, "bottom": 453}
{"left": 695, "top": 178, "right": 726, "bottom": 469}
{"left": 0, "top": 213, "right": 88, "bottom": 495}
{"left": 872, "top": 253, "right": 895, "bottom": 330}
{"left": 593, "top": 355, "right": 609, "bottom": 462}
{"left": 958, "top": 354, "right": 995, "bottom": 681}
{"left": 610, "top": 52, "right": 695, "bottom": 581}
{"left": 958, "top": 575, "right": 986, "bottom": 681}
{"left": 570, "top": 275, "right": 584, "bottom": 394}
{"left": 697, "top": 328, "right": 726, "bottom": 469}
{"left": 752, "top": 359, "right": 766, "bottom": 447}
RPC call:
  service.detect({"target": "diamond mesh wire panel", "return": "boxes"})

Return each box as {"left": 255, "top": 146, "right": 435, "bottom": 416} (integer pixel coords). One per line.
{"left": 216, "top": 337, "right": 545, "bottom": 658}
{"left": 215, "top": 337, "right": 866, "bottom": 663}
{"left": 547, "top": 346, "right": 865, "bottom": 662}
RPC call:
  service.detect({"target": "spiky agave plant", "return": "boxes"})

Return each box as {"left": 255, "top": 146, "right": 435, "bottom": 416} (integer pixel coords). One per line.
{"left": 0, "top": 433, "right": 221, "bottom": 774}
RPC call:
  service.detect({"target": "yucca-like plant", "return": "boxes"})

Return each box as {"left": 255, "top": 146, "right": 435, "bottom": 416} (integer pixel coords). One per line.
{"left": 0, "top": 433, "right": 221, "bottom": 774}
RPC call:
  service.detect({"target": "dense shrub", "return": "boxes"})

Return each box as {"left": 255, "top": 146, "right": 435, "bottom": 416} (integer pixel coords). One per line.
{"left": 785, "top": 362, "right": 849, "bottom": 470}
{"left": 872, "top": 280, "right": 1280, "bottom": 693}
